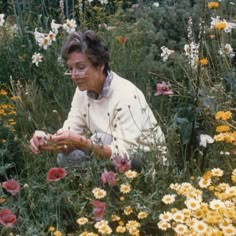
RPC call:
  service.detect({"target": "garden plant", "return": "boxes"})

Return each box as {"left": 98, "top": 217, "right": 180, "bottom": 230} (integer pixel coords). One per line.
{"left": 0, "top": 0, "right": 236, "bottom": 235}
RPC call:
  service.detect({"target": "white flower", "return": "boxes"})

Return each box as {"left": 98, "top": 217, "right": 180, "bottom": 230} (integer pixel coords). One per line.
{"left": 100, "top": 0, "right": 108, "bottom": 4}
{"left": 209, "top": 199, "right": 225, "bottom": 210}
{"left": 210, "top": 16, "right": 221, "bottom": 29}
{"left": 211, "top": 168, "right": 224, "bottom": 177}
{"left": 48, "top": 30, "right": 56, "bottom": 42}
{"left": 199, "top": 134, "right": 214, "bottom": 148}
{"left": 184, "top": 198, "right": 201, "bottom": 211}
{"left": 51, "top": 20, "right": 62, "bottom": 35}
{"left": 192, "top": 220, "right": 208, "bottom": 234}
{"left": 34, "top": 28, "right": 46, "bottom": 44}
{"left": 198, "top": 177, "right": 211, "bottom": 188}
{"left": 0, "top": 13, "right": 5, "bottom": 26}
{"left": 63, "top": 19, "right": 77, "bottom": 34}
{"left": 174, "top": 224, "right": 188, "bottom": 235}
{"left": 162, "top": 194, "right": 176, "bottom": 204}
{"left": 224, "top": 22, "right": 234, "bottom": 33}
{"left": 38, "top": 35, "right": 52, "bottom": 50}
{"left": 153, "top": 2, "right": 160, "bottom": 7}
{"left": 32, "top": 53, "right": 43, "bottom": 67}
{"left": 160, "top": 46, "right": 175, "bottom": 62}
{"left": 219, "top": 43, "right": 235, "bottom": 58}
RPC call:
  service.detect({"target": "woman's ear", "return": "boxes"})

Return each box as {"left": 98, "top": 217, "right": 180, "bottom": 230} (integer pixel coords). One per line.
{"left": 100, "top": 64, "right": 105, "bottom": 73}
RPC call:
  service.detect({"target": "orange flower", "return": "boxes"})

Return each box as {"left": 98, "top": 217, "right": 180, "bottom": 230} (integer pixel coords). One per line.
{"left": 215, "top": 22, "right": 227, "bottom": 30}
{"left": 208, "top": 2, "right": 219, "bottom": 9}
{"left": 203, "top": 171, "right": 212, "bottom": 180}
{"left": 215, "top": 111, "right": 232, "bottom": 120}
{"left": 116, "top": 36, "right": 127, "bottom": 44}
{"left": 0, "top": 89, "right": 7, "bottom": 95}
{"left": 199, "top": 58, "right": 208, "bottom": 65}
{"left": 216, "top": 125, "right": 230, "bottom": 133}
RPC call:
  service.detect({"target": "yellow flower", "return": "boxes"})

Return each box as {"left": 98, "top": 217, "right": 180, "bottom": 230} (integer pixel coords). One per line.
{"left": 125, "top": 170, "right": 138, "bottom": 179}
{"left": 215, "top": 21, "right": 227, "bottom": 30}
{"left": 137, "top": 211, "right": 148, "bottom": 219}
{"left": 124, "top": 206, "right": 133, "bottom": 215}
{"left": 214, "top": 133, "right": 225, "bottom": 142}
{"left": 116, "top": 226, "right": 126, "bottom": 233}
{"left": 0, "top": 89, "right": 8, "bottom": 95}
{"left": 54, "top": 231, "right": 63, "bottom": 236}
{"left": 216, "top": 125, "right": 230, "bottom": 133}
{"left": 76, "top": 217, "right": 88, "bottom": 225}
{"left": 0, "top": 197, "right": 6, "bottom": 204}
{"left": 120, "top": 196, "right": 125, "bottom": 201}
{"left": 118, "top": 221, "right": 125, "bottom": 226}
{"left": 199, "top": 58, "right": 208, "bottom": 65}
{"left": 203, "top": 171, "right": 212, "bottom": 180}
{"left": 208, "top": 185, "right": 215, "bottom": 191}
{"left": 111, "top": 214, "right": 120, "bottom": 221}
{"left": 48, "top": 226, "right": 55, "bottom": 232}
{"left": 215, "top": 111, "right": 232, "bottom": 120}
{"left": 126, "top": 220, "right": 141, "bottom": 229}
{"left": 208, "top": 2, "right": 220, "bottom": 9}
{"left": 232, "top": 175, "right": 236, "bottom": 183}
{"left": 222, "top": 111, "right": 232, "bottom": 120}
{"left": 120, "top": 184, "right": 131, "bottom": 194}
{"left": 10, "top": 96, "right": 21, "bottom": 101}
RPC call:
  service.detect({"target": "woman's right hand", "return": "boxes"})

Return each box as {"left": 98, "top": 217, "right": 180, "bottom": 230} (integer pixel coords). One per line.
{"left": 30, "top": 130, "right": 51, "bottom": 154}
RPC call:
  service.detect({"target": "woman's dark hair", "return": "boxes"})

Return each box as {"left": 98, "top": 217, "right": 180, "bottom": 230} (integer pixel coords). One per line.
{"left": 61, "top": 30, "right": 110, "bottom": 75}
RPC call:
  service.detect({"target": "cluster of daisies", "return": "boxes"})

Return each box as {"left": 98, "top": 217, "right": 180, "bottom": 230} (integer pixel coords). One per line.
{"left": 158, "top": 168, "right": 236, "bottom": 235}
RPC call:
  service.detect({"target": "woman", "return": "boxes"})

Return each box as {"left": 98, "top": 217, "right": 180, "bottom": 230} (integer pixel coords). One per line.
{"left": 30, "top": 30, "right": 165, "bottom": 168}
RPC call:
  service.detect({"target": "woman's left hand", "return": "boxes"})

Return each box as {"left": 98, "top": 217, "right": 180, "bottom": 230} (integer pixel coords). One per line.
{"left": 46, "top": 129, "right": 89, "bottom": 152}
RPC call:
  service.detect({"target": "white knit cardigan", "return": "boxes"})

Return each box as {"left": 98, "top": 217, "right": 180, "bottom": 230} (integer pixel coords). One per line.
{"left": 63, "top": 72, "right": 165, "bottom": 158}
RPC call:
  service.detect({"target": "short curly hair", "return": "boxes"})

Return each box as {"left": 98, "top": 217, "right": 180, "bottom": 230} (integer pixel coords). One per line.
{"left": 61, "top": 30, "right": 110, "bottom": 75}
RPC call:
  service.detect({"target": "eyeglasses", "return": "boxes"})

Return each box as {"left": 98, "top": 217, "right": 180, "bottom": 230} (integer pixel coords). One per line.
{"left": 64, "top": 69, "right": 86, "bottom": 78}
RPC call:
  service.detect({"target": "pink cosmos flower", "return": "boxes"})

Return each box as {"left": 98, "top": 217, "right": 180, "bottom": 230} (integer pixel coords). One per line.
{"left": 112, "top": 154, "right": 131, "bottom": 173}
{"left": 2, "top": 179, "right": 20, "bottom": 195}
{"left": 47, "top": 168, "right": 67, "bottom": 181}
{"left": 90, "top": 200, "right": 106, "bottom": 221}
{"left": 101, "top": 171, "right": 117, "bottom": 186}
{"left": 155, "top": 81, "right": 174, "bottom": 96}
{"left": 0, "top": 209, "right": 17, "bottom": 228}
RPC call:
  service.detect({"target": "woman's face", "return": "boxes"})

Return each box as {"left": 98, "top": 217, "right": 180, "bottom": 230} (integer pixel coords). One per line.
{"left": 66, "top": 52, "right": 105, "bottom": 93}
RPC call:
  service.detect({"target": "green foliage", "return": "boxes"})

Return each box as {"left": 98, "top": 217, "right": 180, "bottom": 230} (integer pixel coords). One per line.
{"left": 0, "top": 0, "right": 236, "bottom": 235}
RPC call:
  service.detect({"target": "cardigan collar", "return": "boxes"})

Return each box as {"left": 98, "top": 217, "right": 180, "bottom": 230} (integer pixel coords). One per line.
{"left": 87, "top": 71, "right": 113, "bottom": 100}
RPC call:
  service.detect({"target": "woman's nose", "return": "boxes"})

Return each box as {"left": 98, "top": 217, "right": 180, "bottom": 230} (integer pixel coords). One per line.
{"left": 71, "top": 68, "right": 79, "bottom": 78}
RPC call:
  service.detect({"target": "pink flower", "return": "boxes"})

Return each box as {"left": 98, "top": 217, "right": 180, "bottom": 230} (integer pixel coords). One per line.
{"left": 154, "top": 81, "right": 174, "bottom": 96}
{"left": 112, "top": 154, "right": 131, "bottom": 173}
{"left": 90, "top": 200, "right": 106, "bottom": 221}
{"left": 2, "top": 179, "right": 20, "bottom": 195}
{"left": 0, "top": 209, "right": 17, "bottom": 228}
{"left": 47, "top": 168, "right": 67, "bottom": 181}
{"left": 101, "top": 171, "right": 117, "bottom": 186}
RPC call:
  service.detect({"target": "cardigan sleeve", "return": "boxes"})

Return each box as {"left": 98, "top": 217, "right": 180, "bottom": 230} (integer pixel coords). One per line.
{"left": 62, "top": 88, "right": 87, "bottom": 134}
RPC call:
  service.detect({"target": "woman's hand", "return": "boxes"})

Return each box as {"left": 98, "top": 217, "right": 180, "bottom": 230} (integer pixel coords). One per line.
{"left": 30, "top": 130, "right": 52, "bottom": 154}
{"left": 49, "top": 129, "right": 91, "bottom": 153}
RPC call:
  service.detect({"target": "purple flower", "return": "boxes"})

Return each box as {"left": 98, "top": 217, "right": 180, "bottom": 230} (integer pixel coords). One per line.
{"left": 155, "top": 82, "right": 174, "bottom": 96}
{"left": 90, "top": 200, "right": 106, "bottom": 221}
{"left": 112, "top": 154, "right": 131, "bottom": 173}
{"left": 101, "top": 171, "right": 117, "bottom": 186}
